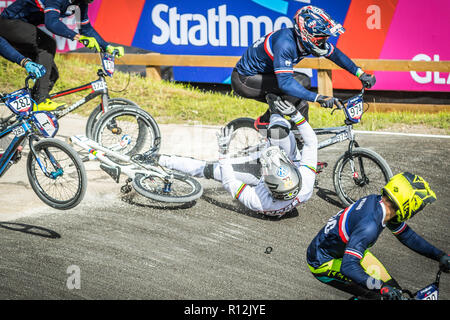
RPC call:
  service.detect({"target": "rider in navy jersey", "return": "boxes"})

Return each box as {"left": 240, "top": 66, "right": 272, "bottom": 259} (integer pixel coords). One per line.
{"left": 231, "top": 5, "right": 376, "bottom": 122}
{"left": 0, "top": 0, "right": 124, "bottom": 111}
{"left": 306, "top": 172, "right": 450, "bottom": 300}
{"left": 0, "top": 35, "right": 46, "bottom": 79}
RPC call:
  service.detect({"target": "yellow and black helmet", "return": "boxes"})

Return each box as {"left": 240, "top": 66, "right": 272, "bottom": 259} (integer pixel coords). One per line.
{"left": 382, "top": 172, "right": 437, "bottom": 223}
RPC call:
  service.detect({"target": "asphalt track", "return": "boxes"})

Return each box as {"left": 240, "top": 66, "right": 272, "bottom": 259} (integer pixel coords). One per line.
{"left": 0, "top": 115, "right": 448, "bottom": 301}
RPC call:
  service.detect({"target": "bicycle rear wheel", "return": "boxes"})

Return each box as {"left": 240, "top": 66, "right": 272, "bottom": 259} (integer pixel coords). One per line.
{"left": 132, "top": 172, "right": 203, "bottom": 203}
{"left": 85, "top": 98, "right": 139, "bottom": 139}
{"left": 333, "top": 147, "right": 393, "bottom": 207}
{"left": 225, "top": 117, "right": 266, "bottom": 158}
{"left": 27, "top": 138, "right": 87, "bottom": 210}
{"left": 92, "top": 105, "right": 161, "bottom": 162}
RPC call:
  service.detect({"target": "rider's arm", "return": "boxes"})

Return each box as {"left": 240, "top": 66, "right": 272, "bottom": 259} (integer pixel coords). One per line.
{"left": 292, "top": 112, "right": 317, "bottom": 169}
{"left": 43, "top": 1, "right": 78, "bottom": 40}
{"left": 340, "top": 222, "right": 383, "bottom": 289}
{"left": 387, "top": 222, "right": 445, "bottom": 261}
{"left": 272, "top": 41, "right": 318, "bottom": 102}
{"left": 218, "top": 157, "right": 265, "bottom": 212}
{"left": 326, "top": 46, "right": 361, "bottom": 77}
{"left": 0, "top": 36, "right": 26, "bottom": 65}
{"left": 77, "top": 3, "right": 109, "bottom": 50}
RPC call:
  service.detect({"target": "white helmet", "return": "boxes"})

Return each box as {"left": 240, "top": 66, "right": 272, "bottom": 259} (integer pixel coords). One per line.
{"left": 260, "top": 146, "right": 302, "bottom": 201}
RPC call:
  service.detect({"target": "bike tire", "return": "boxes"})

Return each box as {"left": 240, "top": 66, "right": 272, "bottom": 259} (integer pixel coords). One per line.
{"left": 132, "top": 172, "right": 203, "bottom": 203}
{"left": 333, "top": 147, "right": 393, "bottom": 207}
{"left": 85, "top": 98, "right": 139, "bottom": 139}
{"left": 225, "top": 117, "right": 266, "bottom": 158}
{"left": 26, "top": 138, "right": 87, "bottom": 210}
{"left": 92, "top": 105, "right": 161, "bottom": 162}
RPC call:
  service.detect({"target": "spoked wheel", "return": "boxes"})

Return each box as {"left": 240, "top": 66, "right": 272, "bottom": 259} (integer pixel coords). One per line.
{"left": 92, "top": 105, "right": 161, "bottom": 163}
{"left": 132, "top": 172, "right": 203, "bottom": 203}
{"left": 225, "top": 117, "right": 266, "bottom": 158}
{"left": 27, "top": 138, "right": 87, "bottom": 210}
{"left": 333, "top": 147, "right": 393, "bottom": 207}
{"left": 85, "top": 98, "right": 139, "bottom": 139}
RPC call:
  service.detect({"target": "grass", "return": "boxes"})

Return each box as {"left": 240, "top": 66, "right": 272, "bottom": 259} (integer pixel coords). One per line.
{"left": 1, "top": 54, "right": 449, "bottom": 134}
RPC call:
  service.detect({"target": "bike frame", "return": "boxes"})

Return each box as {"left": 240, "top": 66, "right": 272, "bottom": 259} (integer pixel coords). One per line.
{"left": 69, "top": 135, "right": 168, "bottom": 181}
{"left": 0, "top": 117, "right": 58, "bottom": 179}
{"left": 49, "top": 68, "right": 111, "bottom": 119}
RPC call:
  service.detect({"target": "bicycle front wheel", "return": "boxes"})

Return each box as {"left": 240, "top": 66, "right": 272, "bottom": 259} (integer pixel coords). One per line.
{"left": 333, "top": 147, "right": 393, "bottom": 207}
{"left": 132, "top": 172, "right": 203, "bottom": 203}
{"left": 92, "top": 105, "right": 161, "bottom": 161}
{"left": 85, "top": 98, "right": 139, "bottom": 139}
{"left": 27, "top": 138, "right": 87, "bottom": 210}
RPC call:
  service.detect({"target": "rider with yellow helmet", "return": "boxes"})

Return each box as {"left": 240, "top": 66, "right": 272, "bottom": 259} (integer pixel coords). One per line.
{"left": 306, "top": 172, "right": 449, "bottom": 300}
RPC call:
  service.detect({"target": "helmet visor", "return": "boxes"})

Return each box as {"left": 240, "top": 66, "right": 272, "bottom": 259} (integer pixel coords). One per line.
{"left": 310, "top": 35, "right": 329, "bottom": 48}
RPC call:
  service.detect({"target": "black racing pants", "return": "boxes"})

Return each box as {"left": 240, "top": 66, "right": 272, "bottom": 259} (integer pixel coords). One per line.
{"left": 230, "top": 68, "right": 310, "bottom": 123}
{"left": 0, "top": 17, "right": 59, "bottom": 104}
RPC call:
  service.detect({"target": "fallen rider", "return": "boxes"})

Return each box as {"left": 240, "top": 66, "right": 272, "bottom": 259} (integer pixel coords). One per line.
{"left": 136, "top": 96, "right": 318, "bottom": 217}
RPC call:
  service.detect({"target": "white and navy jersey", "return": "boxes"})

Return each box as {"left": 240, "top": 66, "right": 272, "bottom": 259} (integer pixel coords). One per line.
{"left": 307, "top": 194, "right": 445, "bottom": 288}
{"left": 219, "top": 113, "right": 318, "bottom": 216}
{"left": 235, "top": 27, "right": 359, "bottom": 102}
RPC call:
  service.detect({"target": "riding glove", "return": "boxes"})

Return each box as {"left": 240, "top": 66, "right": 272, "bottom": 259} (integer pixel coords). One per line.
{"left": 216, "top": 125, "right": 233, "bottom": 155}
{"left": 316, "top": 95, "right": 338, "bottom": 109}
{"left": 440, "top": 254, "right": 450, "bottom": 273}
{"left": 23, "top": 60, "right": 46, "bottom": 79}
{"left": 380, "top": 284, "right": 403, "bottom": 300}
{"left": 78, "top": 36, "right": 101, "bottom": 52}
{"left": 359, "top": 72, "right": 376, "bottom": 89}
{"left": 106, "top": 45, "right": 125, "bottom": 58}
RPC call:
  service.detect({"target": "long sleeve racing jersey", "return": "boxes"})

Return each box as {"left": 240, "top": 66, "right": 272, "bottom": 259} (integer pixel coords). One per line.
{"left": 1, "top": 0, "right": 108, "bottom": 49}
{"left": 218, "top": 113, "right": 318, "bottom": 216}
{"left": 0, "top": 36, "right": 25, "bottom": 65}
{"left": 306, "top": 194, "right": 445, "bottom": 289}
{"left": 235, "top": 27, "right": 359, "bottom": 102}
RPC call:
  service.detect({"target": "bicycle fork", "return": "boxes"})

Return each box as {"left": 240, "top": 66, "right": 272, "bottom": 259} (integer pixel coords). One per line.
{"left": 28, "top": 135, "right": 63, "bottom": 179}
{"left": 346, "top": 140, "right": 370, "bottom": 187}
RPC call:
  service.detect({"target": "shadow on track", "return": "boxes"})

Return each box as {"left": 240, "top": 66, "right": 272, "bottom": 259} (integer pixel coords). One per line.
{"left": 0, "top": 222, "right": 61, "bottom": 239}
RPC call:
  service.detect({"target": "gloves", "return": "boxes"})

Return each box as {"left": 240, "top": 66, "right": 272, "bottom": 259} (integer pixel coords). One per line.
{"left": 380, "top": 284, "right": 403, "bottom": 300}
{"left": 359, "top": 72, "right": 376, "bottom": 88}
{"left": 24, "top": 60, "right": 46, "bottom": 79}
{"left": 316, "top": 95, "right": 339, "bottom": 109}
{"left": 78, "top": 35, "right": 100, "bottom": 52}
{"left": 106, "top": 45, "right": 125, "bottom": 58}
{"left": 216, "top": 125, "right": 233, "bottom": 155}
{"left": 439, "top": 254, "right": 450, "bottom": 273}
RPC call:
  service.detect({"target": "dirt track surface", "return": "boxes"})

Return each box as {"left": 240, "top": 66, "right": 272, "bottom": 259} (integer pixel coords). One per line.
{"left": 0, "top": 114, "right": 448, "bottom": 300}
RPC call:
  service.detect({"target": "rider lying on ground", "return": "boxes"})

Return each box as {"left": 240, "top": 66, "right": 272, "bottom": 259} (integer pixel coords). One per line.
{"left": 306, "top": 172, "right": 450, "bottom": 299}
{"left": 138, "top": 96, "right": 319, "bottom": 217}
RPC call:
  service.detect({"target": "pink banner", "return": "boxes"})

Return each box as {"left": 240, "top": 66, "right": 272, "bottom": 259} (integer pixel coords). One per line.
{"left": 374, "top": 0, "right": 450, "bottom": 92}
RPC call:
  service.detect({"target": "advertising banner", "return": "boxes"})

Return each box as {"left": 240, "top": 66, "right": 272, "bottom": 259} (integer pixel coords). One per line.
{"left": 1, "top": 0, "right": 449, "bottom": 92}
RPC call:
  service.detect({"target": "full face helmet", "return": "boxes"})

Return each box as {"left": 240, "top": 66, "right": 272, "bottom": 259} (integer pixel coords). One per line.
{"left": 260, "top": 146, "right": 302, "bottom": 201}
{"left": 382, "top": 172, "right": 437, "bottom": 223}
{"left": 293, "top": 6, "right": 345, "bottom": 56}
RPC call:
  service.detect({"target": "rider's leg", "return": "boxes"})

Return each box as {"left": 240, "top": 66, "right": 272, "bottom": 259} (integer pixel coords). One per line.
{"left": 158, "top": 155, "right": 261, "bottom": 185}
{"left": 267, "top": 114, "right": 301, "bottom": 162}
{"left": 0, "top": 18, "right": 63, "bottom": 109}
{"left": 308, "top": 258, "right": 382, "bottom": 300}
{"left": 360, "top": 250, "right": 401, "bottom": 288}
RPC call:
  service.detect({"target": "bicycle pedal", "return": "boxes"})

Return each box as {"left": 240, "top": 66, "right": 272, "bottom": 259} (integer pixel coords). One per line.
{"left": 316, "top": 161, "right": 328, "bottom": 174}
{"left": 100, "top": 163, "right": 121, "bottom": 183}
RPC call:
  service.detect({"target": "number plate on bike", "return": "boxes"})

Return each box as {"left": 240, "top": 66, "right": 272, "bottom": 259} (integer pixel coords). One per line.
{"left": 415, "top": 284, "right": 439, "bottom": 300}
{"left": 5, "top": 89, "right": 33, "bottom": 115}
{"left": 31, "top": 111, "right": 59, "bottom": 138}
{"left": 102, "top": 53, "right": 115, "bottom": 77}
{"left": 345, "top": 95, "right": 364, "bottom": 123}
